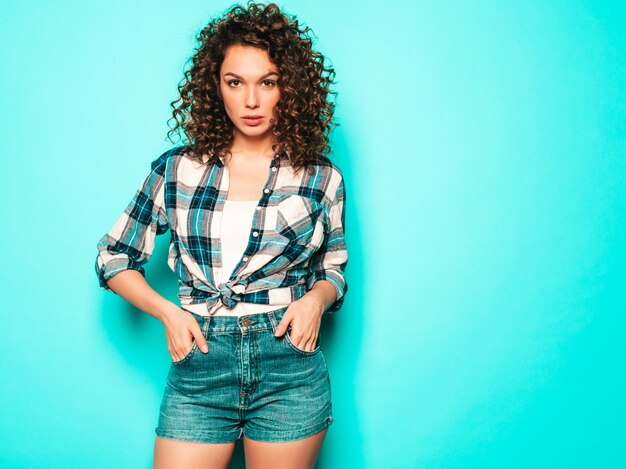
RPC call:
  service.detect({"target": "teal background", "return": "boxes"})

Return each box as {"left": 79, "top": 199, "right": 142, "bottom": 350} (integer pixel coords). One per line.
{"left": 1, "top": 1, "right": 625, "bottom": 467}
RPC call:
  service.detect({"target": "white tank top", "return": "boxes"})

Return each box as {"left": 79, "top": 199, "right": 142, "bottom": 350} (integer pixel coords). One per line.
{"left": 184, "top": 199, "right": 291, "bottom": 317}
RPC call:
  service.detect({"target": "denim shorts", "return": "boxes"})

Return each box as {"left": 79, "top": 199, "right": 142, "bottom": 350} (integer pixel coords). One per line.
{"left": 154, "top": 306, "right": 333, "bottom": 443}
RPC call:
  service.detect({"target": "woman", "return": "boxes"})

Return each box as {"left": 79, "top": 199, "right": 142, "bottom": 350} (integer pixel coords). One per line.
{"left": 94, "top": 2, "right": 348, "bottom": 468}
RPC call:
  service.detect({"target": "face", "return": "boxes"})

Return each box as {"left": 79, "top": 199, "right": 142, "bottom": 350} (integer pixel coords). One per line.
{"left": 219, "top": 44, "right": 281, "bottom": 143}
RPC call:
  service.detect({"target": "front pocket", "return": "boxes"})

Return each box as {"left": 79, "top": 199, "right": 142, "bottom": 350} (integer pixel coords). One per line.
{"left": 172, "top": 340, "right": 198, "bottom": 365}
{"left": 284, "top": 326, "right": 321, "bottom": 356}
{"left": 275, "top": 195, "right": 323, "bottom": 244}
{"left": 171, "top": 314, "right": 210, "bottom": 366}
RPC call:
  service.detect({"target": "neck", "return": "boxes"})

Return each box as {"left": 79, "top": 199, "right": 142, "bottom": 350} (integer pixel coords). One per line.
{"left": 230, "top": 128, "right": 276, "bottom": 160}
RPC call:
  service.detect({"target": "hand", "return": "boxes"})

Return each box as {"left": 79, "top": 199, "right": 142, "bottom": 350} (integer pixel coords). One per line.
{"left": 160, "top": 306, "right": 209, "bottom": 361}
{"left": 274, "top": 294, "right": 325, "bottom": 352}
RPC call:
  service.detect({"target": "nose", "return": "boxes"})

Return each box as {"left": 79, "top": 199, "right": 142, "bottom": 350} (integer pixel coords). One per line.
{"left": 245, "top": 85, "right": 259, "bottom": 109}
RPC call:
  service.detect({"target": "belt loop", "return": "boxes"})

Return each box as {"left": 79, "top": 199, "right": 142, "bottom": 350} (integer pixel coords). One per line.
{"left": 201, "top": 315, "right": 211, "bottom": 351}
{"left": 203, "top": 314, "right": 211, "bottom": 336}
{"left": 267, "top": 311, "right": 277, "bottom": 332}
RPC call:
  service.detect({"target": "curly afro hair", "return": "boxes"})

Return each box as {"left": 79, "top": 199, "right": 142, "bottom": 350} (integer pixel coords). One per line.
{"left": 166, "top": 1, "right": 339, "bottom": 173}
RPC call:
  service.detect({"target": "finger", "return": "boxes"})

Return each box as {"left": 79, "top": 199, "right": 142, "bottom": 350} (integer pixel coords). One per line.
{"left": 299, "top": 334, "right": 314, "bottom": 352}
{"left": 191, "top": 324, "right": 209, "bottom": 353}
{"left": 170, "top": 339, "right": 192, "bottom": 361}
{"left": 177, "top": 340, "right": 194, "bottom": 361}
{"left": 291, "top": 331, "right": 308, "bottom": 351}
{"left": 304, "top": 334, "right": 318, "bottom": 352}
{"left": 274, "top": 312, "right": 293, "bottom": 337}
{"left": 295, "top": 336, "right": 307, "bottom": 351}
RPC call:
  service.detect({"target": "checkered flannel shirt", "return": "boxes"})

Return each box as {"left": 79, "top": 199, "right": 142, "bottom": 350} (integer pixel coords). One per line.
{"left": 95, "top": 146, "right": 348, "bottom": 315}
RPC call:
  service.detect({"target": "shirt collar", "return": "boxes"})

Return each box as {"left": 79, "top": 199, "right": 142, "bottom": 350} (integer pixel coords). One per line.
{"left": 215, "top": 151, "right": 291, "bottom": 168}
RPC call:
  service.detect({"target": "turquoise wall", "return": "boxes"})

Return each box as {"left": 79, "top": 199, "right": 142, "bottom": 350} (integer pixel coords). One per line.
{"left": 1, "top": 1, "right": 624, "bottom": 467}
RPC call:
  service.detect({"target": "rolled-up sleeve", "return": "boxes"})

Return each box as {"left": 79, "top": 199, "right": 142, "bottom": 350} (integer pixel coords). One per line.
{"left": 95, "top": 153, "right": 170, "bottom": 292}
{"left": 306, "top": 173, "right": 349, "bottom": 313}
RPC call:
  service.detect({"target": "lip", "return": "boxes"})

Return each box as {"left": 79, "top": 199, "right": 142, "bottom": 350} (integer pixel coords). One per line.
{"left": 242, "top": 116, "right": 264, "bottom": 126}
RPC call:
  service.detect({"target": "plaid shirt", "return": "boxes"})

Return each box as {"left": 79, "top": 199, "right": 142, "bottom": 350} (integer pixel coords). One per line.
{"left": 95, "top": 146, "right": 348, "bottom": 315}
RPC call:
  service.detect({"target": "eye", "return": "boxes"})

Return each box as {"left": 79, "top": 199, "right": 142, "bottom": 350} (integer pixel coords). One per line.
{"left": 262, "top": 80, "right": 277, "bottom": 87}
{"left": 227, "top": 79, "right": 241, "bottom": 87}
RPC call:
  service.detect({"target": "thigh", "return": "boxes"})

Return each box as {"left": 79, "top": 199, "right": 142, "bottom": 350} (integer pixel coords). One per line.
{"left": 243, "top": 428, "right": 328, "bottom": 469}
{"left": 243, "top": 320, "right": 333, "bottom": 443}
{"left": 154, "top": 325, "right": 243, "bottom": 444}
{"left": 153, "top": 436, "right": 235, "bottom": 469}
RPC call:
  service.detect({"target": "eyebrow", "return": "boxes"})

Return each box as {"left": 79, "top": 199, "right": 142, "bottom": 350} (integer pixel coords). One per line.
{"left": 223, "top": 71, "right": 279, "bottom": 80}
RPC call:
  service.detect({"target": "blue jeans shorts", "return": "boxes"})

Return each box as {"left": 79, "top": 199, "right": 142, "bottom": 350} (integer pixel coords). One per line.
{"left": 154, "top": 306, "right": 333, "bottom": 443}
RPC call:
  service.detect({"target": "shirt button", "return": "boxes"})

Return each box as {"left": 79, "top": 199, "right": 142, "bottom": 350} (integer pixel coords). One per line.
{"left": 264, "top": 188, "right": 270, "bottom": 194}
{"left": 256, "top": 206, "right": 261, "bottom": 211}
{"left": 243, "top": 256, "right": 249, "bottom": 262}
{"left": 252, "top": 231, "right": 259, "bottom": 237}
{"left": 271, "top": 167, "right": 277, "bottom": 172}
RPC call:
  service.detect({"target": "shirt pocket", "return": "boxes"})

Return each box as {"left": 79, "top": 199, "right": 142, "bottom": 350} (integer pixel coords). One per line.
{"left": 275, "top": 194, "right": 325, "bottom": 246}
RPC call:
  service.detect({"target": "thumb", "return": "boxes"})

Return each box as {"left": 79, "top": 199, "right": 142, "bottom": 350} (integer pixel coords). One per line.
{"left": 191, "top": 324, "right": 209, "bottom": 353}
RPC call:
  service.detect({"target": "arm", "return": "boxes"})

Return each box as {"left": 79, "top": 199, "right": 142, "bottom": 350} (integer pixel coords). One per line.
{"left": 105, "top": 270, "right": 208, "bottom": 360}
{"left": 95, "top": 153, "right": 170, "bottom": 296}
{"left": 94, "top": 152, "right": 208, "bottom": 359}
{"left": 105, "top": 269, "right": 178, "bottom": 322}
{"left": 304, "top": 173, "right": 349, "bottom": 314}
{"left": 274, "top": 173, "right": 349, "bottom": 348}
{"left": 303, "top": 280, "right": 339, "bottom": 316}
{"left": 95, "top": 154, "right": 173, "bottom": 321}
